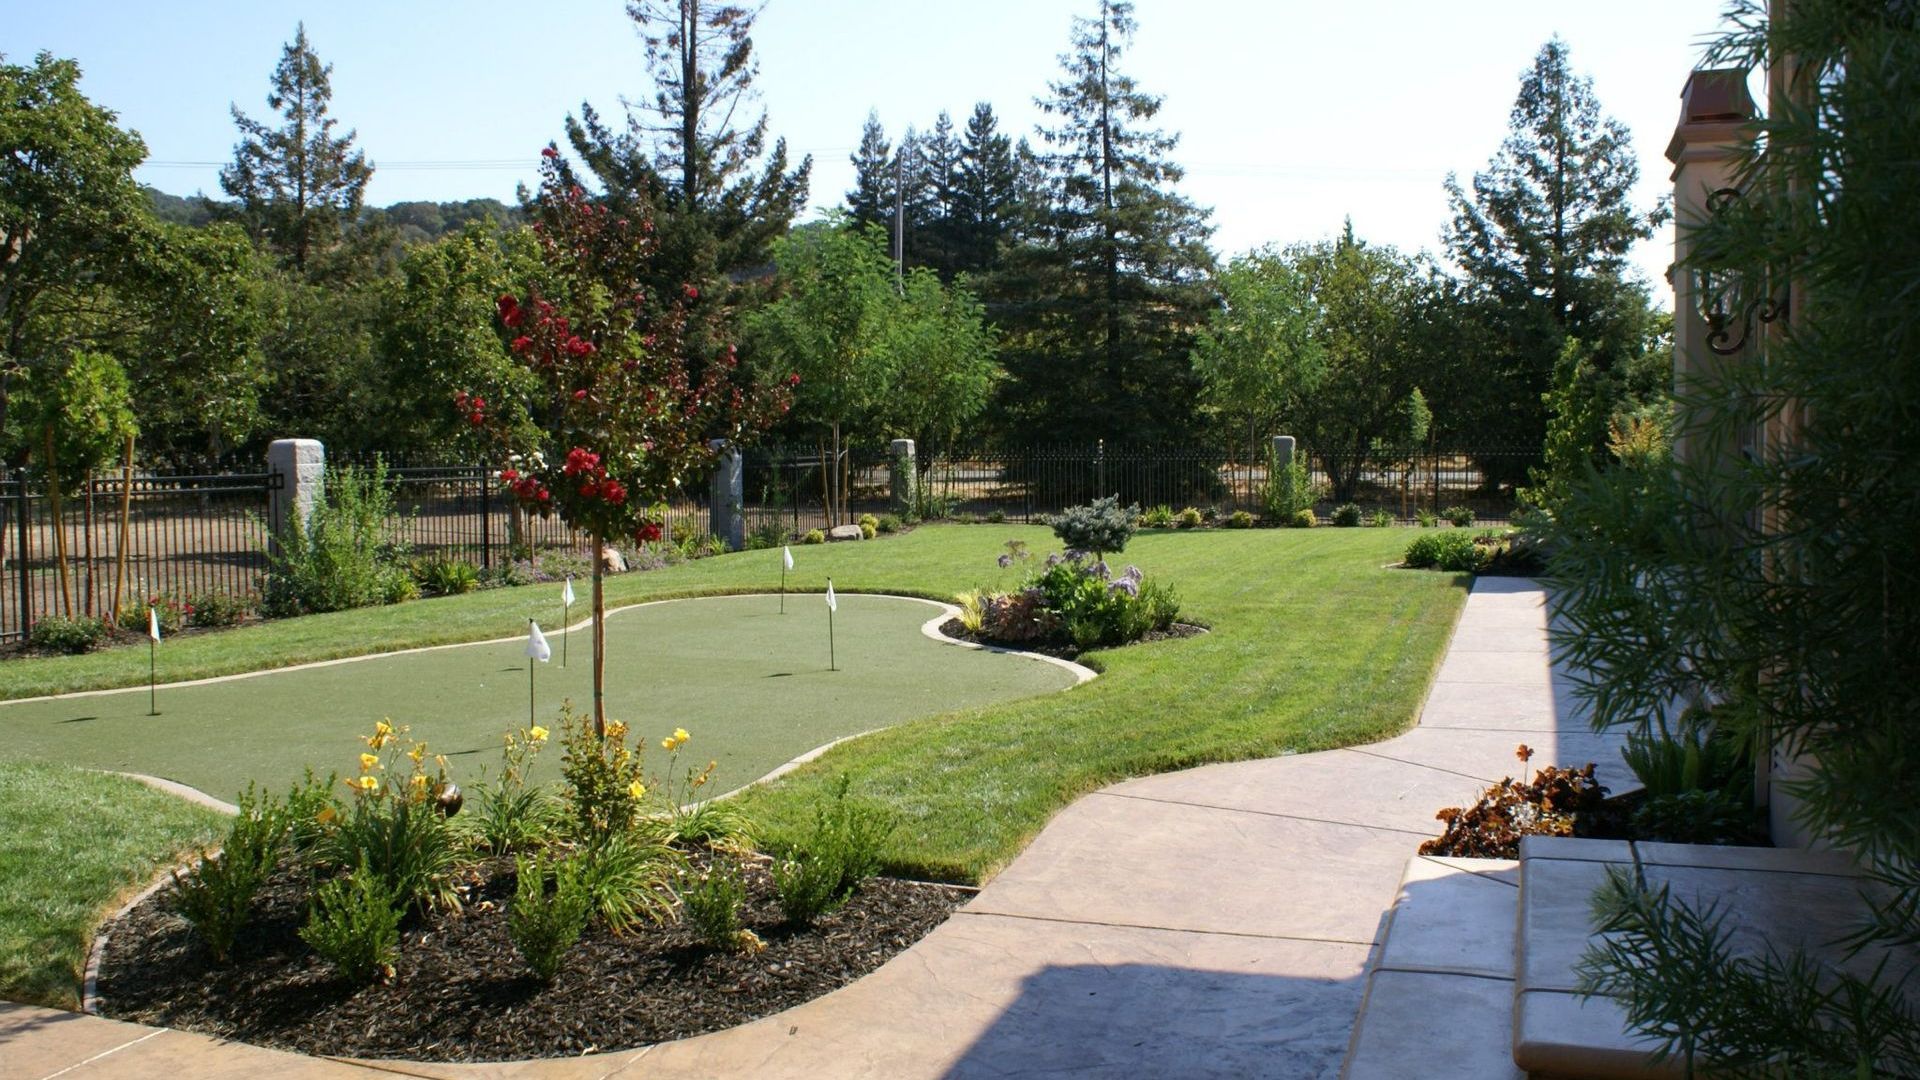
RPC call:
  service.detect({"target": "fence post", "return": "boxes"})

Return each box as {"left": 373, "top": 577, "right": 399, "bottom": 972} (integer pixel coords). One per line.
{"left": 889, "top": 439, "right": 916, "bottom": 517}
{"left": 14, "top": 471, "right": 30, "bottom": 638}
{"left": 266, "top": 439, "right": 325, "bottom": 554}
{"left": 708, "top": 439, "right": 744, "bottom": 551}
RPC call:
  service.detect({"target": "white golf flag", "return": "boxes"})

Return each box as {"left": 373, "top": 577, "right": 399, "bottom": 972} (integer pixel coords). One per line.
{"left": 826, "top": 580, "right": 837, "bottom": 612}
{"left": 562, "top": 576, "right": 575, "bottom": 607}
{"left": 783, "top": 545, "right": 794, "bottom": 571}
{"left": 526, "top": 621, "right": 552, "bottom": 662}
{"left": 147, "top": 606, "right": 161, "bottom": 643}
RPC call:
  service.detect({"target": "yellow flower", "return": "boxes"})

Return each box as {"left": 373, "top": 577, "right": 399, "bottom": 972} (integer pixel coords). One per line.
{"left": 408, "top": 743, "right": 427, "bottom": 765}
{"left": 662, "top": 727, "right": 691, "bottom": 752}
{"left": 359, "top": 752, "right": 380, "bottom": 772}
{"left": 410, "top": 774, "right": 429, "bottom": 793}
{"left": 627, "top": 780, "right": 646, "bottom": 800}
{"left": 369, "top": 719, "right": 395, "bottom": 750}
{"left": 529, "top": 725, "right": 549, "bottom": 743}
{"left": 355, "top": 775, "right": 380, "bottom": 793}
{"left": 605, "top": 720, "right": 628, "bottom": 740}
{"left": 315, "top": 805, "right": 337, "bottom": 826}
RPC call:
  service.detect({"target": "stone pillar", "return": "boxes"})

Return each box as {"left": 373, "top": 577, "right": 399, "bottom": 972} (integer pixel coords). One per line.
{"left": 889, "top": 439, "right": 917, "bottom": 516}
{"left": 1270, "top": 435, "right": 1296, "bottom": 467}
{"left": 266, "top": 439, "right": 325, "bottom": 551}
{"left": 708, "top": 439, "right": 744, "bottom": 551}
{"left": 1666, "top": 68, "right": 1759, "bottom": 471}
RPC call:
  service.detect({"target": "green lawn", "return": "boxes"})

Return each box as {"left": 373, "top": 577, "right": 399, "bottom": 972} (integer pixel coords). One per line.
{"left": 0, "top": 524, "right": 1470, "bottom": 1007}
{"left": 0, "top": 760, "right": 225, "bottom": 1008}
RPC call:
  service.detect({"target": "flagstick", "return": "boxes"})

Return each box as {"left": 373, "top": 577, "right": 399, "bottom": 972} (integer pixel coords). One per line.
{"left": 148, "top": 636, "right": 158, "bottom": 716}
{"left": 528, "top": 619, "right": 537, "bottom": 728}
{"left": 827, "top": 577, "right": 836, "bottom": 672}
{"left": 780, "top": 563, "right": 787, "bottom": 614}
{"left": 561, "top": 602, "right": 569, "bottom": 667}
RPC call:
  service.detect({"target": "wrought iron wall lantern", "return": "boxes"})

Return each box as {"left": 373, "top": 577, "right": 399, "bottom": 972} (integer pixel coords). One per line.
{"left": 1695, "top": 187, "right": 1789, "bottom": 356}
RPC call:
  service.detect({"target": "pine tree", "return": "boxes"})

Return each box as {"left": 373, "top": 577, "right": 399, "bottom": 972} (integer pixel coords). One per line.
{"left": 951, "top": 103, "right": 1019, "bottom": 278}
{"left": 915, "top": 111, "right": 961, "bottom": 278}
{"left": 1443, "top": 38, "right": 1665, "bottom": 456}
{"left": 845, "top": 111, "right": 893, "bottom": 233}
{"left": 219, "top": 23, "right": 373, "bottom": 274}
{"left": 565, "top": 1, "right": 810, "bottom": 306}
{"left": 1000, "top": 0, "right": 1214, "bottom": 446}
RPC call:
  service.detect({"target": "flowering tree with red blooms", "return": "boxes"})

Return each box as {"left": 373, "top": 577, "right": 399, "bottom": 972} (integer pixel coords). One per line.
{"left": 465, "top": 145, "right": 791, "bottom": 736}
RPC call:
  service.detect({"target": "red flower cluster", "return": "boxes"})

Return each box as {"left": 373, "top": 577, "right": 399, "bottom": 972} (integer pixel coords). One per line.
{"left": 636, "top": 521, "right": 662, "bottom": 543}
{"left": 453, "top": 390, "right": 486, "bottom": 427}
{"left": 565, "top": 337, "right": 595, "bottom": 357}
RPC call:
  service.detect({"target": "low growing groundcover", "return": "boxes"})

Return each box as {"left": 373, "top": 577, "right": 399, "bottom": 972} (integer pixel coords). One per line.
{"left": 0, "top": 525, "right": 1470, "bottom": 1012}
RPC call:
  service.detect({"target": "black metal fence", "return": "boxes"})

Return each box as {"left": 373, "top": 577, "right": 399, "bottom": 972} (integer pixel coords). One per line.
{"left": 0, "top": 443, "right": 1532, "bottom": 641}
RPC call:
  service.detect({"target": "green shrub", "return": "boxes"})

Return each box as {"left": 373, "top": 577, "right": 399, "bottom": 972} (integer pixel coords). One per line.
{"left": 508, "top": 852, "right": 592, "bottom": 981}
{"left": 1403, "top": 530, "right": 1483, "bottom": 572}
{"left": 28, "top": 615, "right": 110, "bottom": 654}
{"left": 476, "top": 561, "right": 537, "bottom": 589}
{"left": 803, "top": 528, "right": 825, "bottom": 545}
{"left": 1032, "top": 553, "right": 1179, "bottom": 648}
{"left": 985, "top": 509, "right": 1007, "bottom": 524}
{"left": 1290, "top": 508, "right": 1317, "bottom": 528}
{"left": 261, "top": 463, "right": 414, "bottom": 617}
{"left": 300, "top": 864, "right": 402, "bottom": 984}
{"left": 1261, "top": 454, "right": 1324, "bottom": 520}
{"left": 747, "top": 519, "right": 788, "bottom": 550}
{"left": 185, "top": 590, "right": 252, "bottom": 628}
{"left": 318, "top": 723, "right": 463, "bottom": 913}
{"left": 773, "top": 775, "right": 894, "bottom": 925}
{"left": 1140, "top": 504, "right": 1175, "bottom": 528}
{"left": 118, "top": 595, "right": 186, "bottom": 637}
{"left": 859, "top": 521, "right": 876, "bottom": 539}
{"left": 1415, "top": 508, "right": 1439, "bottom": 527}
{"left": 576, "top": 831, "right": 680, "bottom": 931}
{"left": 1226, "top": 509, "right": 1254, "bottom": 529}
{"left": 875, "top": 514, "right": 901, "bottom": 534}
{"left": 1175, "top": 506, "right": 1203, "bottom": 529}
{"left": 858, "top": 513, "right": 879, "bottom": 532}
{"left": 1442, "top": 505, "right": 1476, "bottom": 528}
{"left": 283, "top": 768, "right": 340, "bottom": 853}
{"left": 1331, "top": 502, "right": 1362, "bottom": 527}
{"left": 169, "top": 786, "right": 284, "bottom": 963}
{"left": 1050, "top": 495, "right": 1139, "bottom": 555}
{"left": 681, "top": 858, "right": 748, "bottom": 950}
{"left": 412, "top": 556, "right": 479, "bottom": 596}
{"left": 1367, "top": 509, "right": 1395, "bottom": 528}
{"left": 470, "top": 725, "right": 554, "bottom": 855}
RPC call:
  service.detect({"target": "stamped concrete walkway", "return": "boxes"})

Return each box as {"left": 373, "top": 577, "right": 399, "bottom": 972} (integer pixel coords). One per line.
{"left": 1, "top": 576, "right": 1613, "bottom": 1080}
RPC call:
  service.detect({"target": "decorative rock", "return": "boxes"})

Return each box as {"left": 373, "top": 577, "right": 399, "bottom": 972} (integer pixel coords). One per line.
{"left": 600, "top": 545, "right": 628, "bottom": 573}
{"left": 828, "top": 524, "right": 865, "bottom": 542}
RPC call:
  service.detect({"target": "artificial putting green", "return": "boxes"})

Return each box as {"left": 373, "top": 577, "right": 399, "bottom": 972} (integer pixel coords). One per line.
{"left": 0, "top": 593, "right": 1079, "bottom": 803}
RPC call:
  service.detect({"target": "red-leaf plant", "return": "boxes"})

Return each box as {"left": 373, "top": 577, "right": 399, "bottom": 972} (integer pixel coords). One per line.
{"left": 463, "top": 146, "right": 791, "bottom": 736}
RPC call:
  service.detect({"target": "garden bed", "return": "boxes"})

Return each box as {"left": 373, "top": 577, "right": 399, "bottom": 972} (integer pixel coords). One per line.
{"left": 938, "top": 616, "right": 1206, "bottom": 662}
{"left": 94, "top": 851, "right": 967, "bottom": 1062}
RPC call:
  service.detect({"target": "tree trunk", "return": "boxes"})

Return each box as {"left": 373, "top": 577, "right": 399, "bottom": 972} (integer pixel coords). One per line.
{"left": 45, "top": 426, "right": 70, "bottom": 618}
{"left": 592, "top": 528, "right": 606, "bottom": 738}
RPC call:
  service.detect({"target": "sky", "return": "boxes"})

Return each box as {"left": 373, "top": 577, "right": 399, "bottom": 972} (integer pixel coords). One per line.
{"left": 6, "top": 1, "right": 1733, "bottom": 297}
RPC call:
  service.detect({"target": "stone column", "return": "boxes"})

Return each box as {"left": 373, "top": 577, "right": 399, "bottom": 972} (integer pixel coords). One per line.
{"left": 266, "top": 439, "right": 325, "bottom": 552}
{"left": 889, "top": 439, "right": 917, "bottom": 516}
{"left": 1270, "top": 435, "right": 1296, "bottom": 467}
{"left": 708, "top": 440, "right": 744, "bottom": 551}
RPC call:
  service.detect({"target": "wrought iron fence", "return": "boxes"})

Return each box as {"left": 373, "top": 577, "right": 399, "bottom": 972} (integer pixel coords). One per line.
{"left": 0, "top": 443, "right": 1536, "bottom": 641}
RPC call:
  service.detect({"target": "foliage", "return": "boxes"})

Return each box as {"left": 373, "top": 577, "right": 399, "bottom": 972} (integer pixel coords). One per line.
{"left": 1419, "top": 745, "right": 1607, "bottom": 858}
{"left": 1227, "top": 510, "right": 1254, "bottom": 529}
{"left": 469, "top": 724, "right": 554, "bottom": 855}
{"left": 876, "top": 514, "right": 901, "bottom": 534}
{"left": 1523, "top": 333, "right": 1673, "bottom": 515}
{"left": 299, "top": 862, "right": 401, "bottom": 985}
{"left": 772, "top": 774, "right": 893, "bottom": 925}
{"left": 1441, "top": 505, "right": 1475, "bottom": 528}
{"left": 1175, "top": 507, "right": 1202, "bottom": 529}
{"left": 507, "top": 851, "right": 592, "bottom": 981}
{"left": 991, "top": 0, "right": 1214, "bottom": 447}
{"left": 261, "top": 462, "right": 413, "bottom": 617}
{"left": 1366, "top": 509, "right": 1394, "bottom": 528}
{"left": 412, "top": 556, "right": 480, "bottom": 597}
{"left": 651, "top": 727, "right": 748, "bottom": 846}
{"left": 1193, "top": 247, "right": 1321, "bottom": 452}
{"left": 219, "top": 23, "right": 373, "bottom": 274}
{"left": 1403, "top": 530, "right": 1484, "bottom": 573}
{"left": 680, "top": 857, "right": 749, "bottom": 951}
{"left": 185, "top": 590, "right": 252, "bottom": 628}
{"left": 1261, "top": 454, "right": 1321, "bottom": 522}
{"left": 1290, "top": 509, "right": 1317, "bottom": 528}
{"left": 18, "top": 350, "right": 138, "bottom": 492}
{"left": 168, "top": 786, "right": 283, "bottom": 963}
{"left": 282, "top": 768, "right": 340, "bottom": 853}
{"left": 557, "top": 705, "right": 649, "bottom": 844}
{"left": 574, "top": 831, "right": 679, "bottom": 932}
{"left": 1140, "top": 504, "right": 1174, "bottom": 529}
{"left": 27, "top": 616, "right": 110, "bottom": 654}
{"left": 1548, "top": 2, "right": 1920, "bottom": 1062}
{"left": 1330, "top": 503, "right": 1361, "bottom": 527}
{"left": 1415, "top": 508, "right": 1438, "bottom": 528}
{"left": 803, "top": 528, "right": 825, "bottom": 545}
{"left": 316, "top": 720, "right": 462, "bottom": 913}
{"left": 982, "top": 549, "right": 1180, "bottom": 649}
{"left": 1049, "top": 495, "right": 1138, "bottom": 556}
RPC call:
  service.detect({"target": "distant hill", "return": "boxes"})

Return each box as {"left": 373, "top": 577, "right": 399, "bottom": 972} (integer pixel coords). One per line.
{"left": 141, "top": 187, "right": 525, "bottom": 243}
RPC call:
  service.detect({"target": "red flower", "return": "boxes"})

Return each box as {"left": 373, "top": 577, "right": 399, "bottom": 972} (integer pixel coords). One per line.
{"left": 565, "top": 337, "right": 594, "bottom": 357}
{"left": 602, "top": 481, "right": 626, "bottom": 505}
{"left": 636, "top": 522, "right": 661, "bottom": 542}
{"left": 500, "top": 468, "right": 519, "bottom": 483}
{"left": 537, "top": 488, "right": 551, "bottom": 502}
{"left": 468, "top": 413, "right": 485, "bottom": 427}
{"left": 511, "top": 335, "right": 533, "bottom": 353}
{"left": 573, "top": 389, "right": 588, "bottom": 401}
{"left": 786, "top": 371, "right": 801, "bottom": 386}
{"left": 495, "top": 295, "right": 518, "bottom": 322}
{"left": 682, "top": 284, "right": 699, "bottom": 302}
{"left": 541, "top": 146, "right": 559, "bottom": 159}
{"left": 578, "top": 480, "right": 599, "bottom": 498}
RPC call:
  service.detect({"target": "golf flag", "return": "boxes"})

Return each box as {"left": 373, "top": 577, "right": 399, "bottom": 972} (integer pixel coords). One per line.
{"left": 783, "top": 546, "right": 794, "bottom": 571}
{"left": 147, "top": 606, "right": 160, "bottom": 715}
{"left": 147, "top": 606, "right": 161, "bottom": 642}
{"left": 526, "top": 621, "right": 552, "bottom": 663}
{"left": 826, "top": 579, "right": 837, "bottom": 612}
{"left": 562, "top": 576, "right": 575, "bottom": 607}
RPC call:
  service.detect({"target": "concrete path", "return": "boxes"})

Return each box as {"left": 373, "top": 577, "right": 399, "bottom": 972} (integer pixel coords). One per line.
{"left": 2, "top": 576, "right": 1609, "bottom": 1080}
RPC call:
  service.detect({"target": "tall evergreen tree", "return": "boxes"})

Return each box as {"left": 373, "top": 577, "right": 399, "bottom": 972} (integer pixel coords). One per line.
{"left": 845, "top": 111, "right": 893, "bottom": 233}
{"left": 1443, "top": 38, "right": 1666, "bottom": 457}
{"left": 951, "top": 102, "right": 1019, "bottom": 278}
{"left": 915, "top": 111, "right": 961, "bottom": 278}
{"left": 219, "top": 24, "right": 373, "bottom": 275}
{"left": 564, "top": 1, "right": 810, "bottom": 308}
{"left": 998, "top": 0, "right": 1214, "bottom": 446}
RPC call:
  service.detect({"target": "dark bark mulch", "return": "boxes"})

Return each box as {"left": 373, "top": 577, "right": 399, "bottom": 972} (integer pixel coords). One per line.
{"left": 938, "top": 617, "right": 1207, "bottom": 662}
{"left": 94, "top": 853, "right": 968, "bottom": 1062}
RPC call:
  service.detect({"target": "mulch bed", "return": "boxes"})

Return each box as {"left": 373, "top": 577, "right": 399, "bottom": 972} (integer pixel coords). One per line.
{"left": 938, "top": 617, "right": 1207, "bottom": 662}
{"left": 94, "top": 852, "right": 968, "bottom": 1062}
